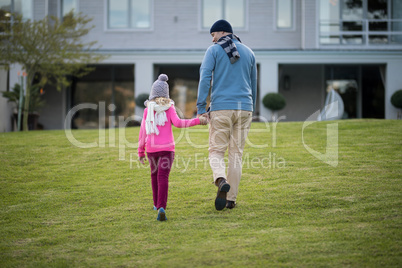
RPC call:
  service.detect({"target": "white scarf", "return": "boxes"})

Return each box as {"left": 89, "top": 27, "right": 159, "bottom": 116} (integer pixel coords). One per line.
{"left": 145, "top": 101, "right": 173, "bottom": 135}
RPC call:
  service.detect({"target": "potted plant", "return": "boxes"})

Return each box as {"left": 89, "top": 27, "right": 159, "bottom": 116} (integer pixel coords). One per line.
{"left": 391, "top": 89, "right": 402, "bottom": 119}
{"left": 2, "top": 83, "right": 45, "bottom": 130}
{"left": 262, "top": 92, "right": 286, "bottom": 121}
{"left": 128, "top": 93, "right": 150, "bottom": 127}
{"left": 135, "top": 93, "right": 150, "bottom": 109}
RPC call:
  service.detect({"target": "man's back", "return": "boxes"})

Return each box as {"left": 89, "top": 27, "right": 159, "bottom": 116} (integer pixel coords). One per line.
{"left": 197, "top": 39, "right": 257, "bottom": 113}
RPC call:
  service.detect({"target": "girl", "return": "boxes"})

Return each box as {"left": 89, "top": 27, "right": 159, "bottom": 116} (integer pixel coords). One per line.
{"left": 138, "top": 74, "right": 208, "bottom": 221}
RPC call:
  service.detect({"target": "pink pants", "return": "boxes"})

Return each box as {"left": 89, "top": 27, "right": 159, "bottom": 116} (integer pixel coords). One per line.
{"left": 147, "top": 151, "right": 175, "bottom": 210}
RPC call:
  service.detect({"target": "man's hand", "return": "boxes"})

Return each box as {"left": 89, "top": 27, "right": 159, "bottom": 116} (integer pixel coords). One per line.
{"left": 198, "top": 114, "right": 209, "bottom": 125}
{"left": 197, "top": 113, "right": 206, "bottom": 118}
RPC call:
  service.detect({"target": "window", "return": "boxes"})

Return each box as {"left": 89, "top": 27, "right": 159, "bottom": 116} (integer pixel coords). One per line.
{"left": 319, "top": 0, "right": 402, "bottom": 46}
{"left": 276, "top": 0, "right": 294, "bottom": 30}
{"left": 324, "top": 65, "right": 385, "bottom": 119}
{"left": 0, "top": 0, "right": 32, "bottom": 20}
{"left": 201, "top": 0, "right": 246, "bottom": 30}
{"left": 107, "top": 0, "right": 151, "bottom": 29}
{"left": 61, "top": 0, "right": 78, "bottom": 19}
{"left": 71, "top": 65, "right": 135, "bottom": 129}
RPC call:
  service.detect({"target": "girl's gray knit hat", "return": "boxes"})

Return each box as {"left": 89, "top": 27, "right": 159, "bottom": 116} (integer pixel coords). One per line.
{"left": 149, "top": 74, "right": 169, "bottom": 100}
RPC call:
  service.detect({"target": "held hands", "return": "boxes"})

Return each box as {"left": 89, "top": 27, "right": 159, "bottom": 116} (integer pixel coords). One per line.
{"left": 139, "top": 113, "right": 208, "bottom": 165}
{"left": 198, "top": 113, "right": 209, "bottom": 125}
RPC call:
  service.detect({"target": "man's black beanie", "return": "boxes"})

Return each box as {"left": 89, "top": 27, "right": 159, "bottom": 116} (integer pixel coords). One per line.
{"left": 210, "top": 19, "right": 233, "bottom": 34}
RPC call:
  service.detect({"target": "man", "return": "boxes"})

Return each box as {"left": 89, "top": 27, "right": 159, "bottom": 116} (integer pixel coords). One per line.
{"left": 197, "top": 19, "right": 257, "bottom": 210}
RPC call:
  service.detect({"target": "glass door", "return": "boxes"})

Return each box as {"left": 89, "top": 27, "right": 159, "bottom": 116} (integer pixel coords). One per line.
{"left": 71, "top": 65, "right": 134, "bottom": 129}
{"left": 367, "top": 0, "right": 389, "bottom": 44}
{"left": 325, "top": 65, "right": 359, "bottom": 119}
{"left": 324, "top": 64, "right": 385, "bottom": 119}
{"left": 361, "top": 65, "right": 385, "bottom": 118}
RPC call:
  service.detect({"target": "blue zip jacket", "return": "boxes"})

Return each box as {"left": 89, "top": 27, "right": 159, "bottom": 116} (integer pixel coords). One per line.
{"left": 197, "top": 39, "right": 257, "bottom": 114}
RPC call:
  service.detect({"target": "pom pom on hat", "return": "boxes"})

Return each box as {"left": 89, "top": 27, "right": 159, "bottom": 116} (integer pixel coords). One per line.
{"left": 210, "top": 19, "right": 233, "bottom": 34}
{"left": 149, "top": 73, "right": 170, "bottom": 101}
{"left": 158, "top": 74, "right": 168, "bottom": 82}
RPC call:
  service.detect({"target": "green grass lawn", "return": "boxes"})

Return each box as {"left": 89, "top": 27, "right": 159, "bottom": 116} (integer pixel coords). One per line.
{"left": 0, "top": 119, "right": 401, "bottom": 267}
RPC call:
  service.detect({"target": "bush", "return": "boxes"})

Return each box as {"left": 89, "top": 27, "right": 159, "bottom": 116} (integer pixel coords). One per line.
{"left": 1, "top": 83, "right": 45, "bottom": 113}
{"left": 391, "top": 89, "right": 402, "bottom": 109}
{"left": 135, "top": 93, "right": 149, "bottom": 108}
{"left": 262, "top": 93, "right": 286, "bottom": 111}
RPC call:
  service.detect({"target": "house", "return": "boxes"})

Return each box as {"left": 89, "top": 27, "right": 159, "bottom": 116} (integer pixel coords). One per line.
{"left": 1, "top": 0, "right": 402, "bottom": 132}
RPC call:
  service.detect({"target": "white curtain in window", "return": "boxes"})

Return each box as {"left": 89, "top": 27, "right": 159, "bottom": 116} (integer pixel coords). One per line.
{"left": 392, "top": 0, "right": 402, "bottom": 38}
{"left": 14, "top": 0, "right": 32, "bottom": 19}
{"left": 225, "top": 0, "right": 244, "bottom": 28}
{"left": 109, "top": 0, "right": 129, "bottom": 28}
{"left": 131, "top": 0, "right": 150, "bottom": 28}
{"left": 202, "top": 0, "right": 223, "bottom": 29}
{"left": 62, "top": 0, "right": 77, "bottom": 17}
{"left": 202, "top": 0, "right": 244, "bottom": 29}
{"left": 276, "top": 0, "right": 293, "bottom": 29}
{"left": 0, "top": 0, "right": 12, "bottom": 12}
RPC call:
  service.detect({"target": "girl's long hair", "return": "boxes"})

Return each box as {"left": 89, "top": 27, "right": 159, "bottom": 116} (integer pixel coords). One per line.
{"left": 152, "top": 97, "right": 171, "bottom": 106}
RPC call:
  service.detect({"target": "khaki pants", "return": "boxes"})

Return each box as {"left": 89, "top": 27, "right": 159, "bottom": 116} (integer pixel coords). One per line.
{"left": 209, "top": 110, "right": 252, "bottom": 202}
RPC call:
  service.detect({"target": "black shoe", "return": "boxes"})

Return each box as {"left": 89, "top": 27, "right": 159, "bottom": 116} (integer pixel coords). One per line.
{"left": 215, "top": 178, "right": 230, "bottom": 211}
{"left": 226, "top": 201, "right": 236, "bottom": 209}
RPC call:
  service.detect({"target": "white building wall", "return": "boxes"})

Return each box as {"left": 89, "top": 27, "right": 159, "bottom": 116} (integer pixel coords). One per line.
{"left": 386, "top": 61, "right": 402, "bottom": 119}
{"left": 258, "top": 59, "right": 279, "bottom": 121}
{"left": 134, "top": 60, "right": 153, "bottom": 118}
{"left": 36, "top": 87, "right": 65, "bottom": 130}
{"left": 1, "top": 64, "right": 25, "bottom": 132}
{"left": 303, "top": 0, "right": 318, "bottom": 49}
{"left": 48, "top": 0, "right": 58, "bottom": 17}
{"left": 33, "top": 0, "right": 46, "bottom": 20}
{"left": 79, "top": 0, "right": 304, "bottom": 51}
{"left": 0, "top": 67, "right": 12, "bottom": 132}
{"left": 278, "top": 65, "right": 324, "bottom": 121}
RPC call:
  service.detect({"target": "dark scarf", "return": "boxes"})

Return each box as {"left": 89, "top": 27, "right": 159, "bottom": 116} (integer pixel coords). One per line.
{"left": 216, "top": 34, "right": 242, "bottom": 64}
